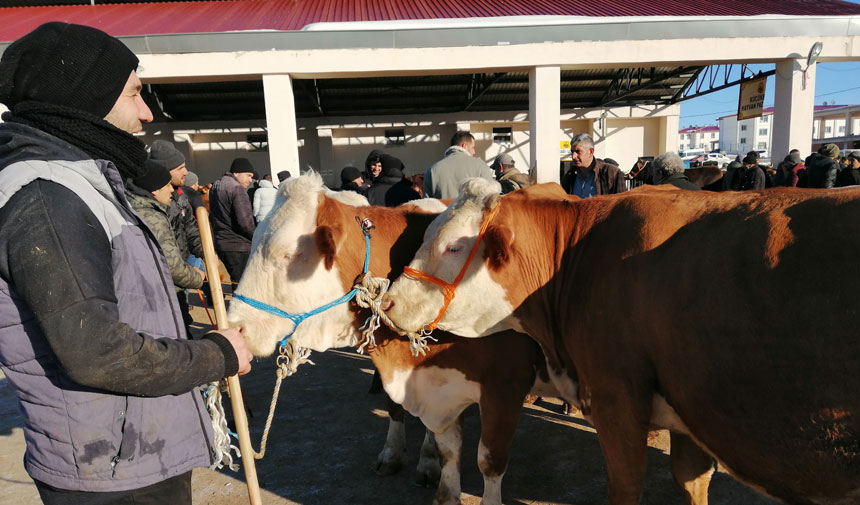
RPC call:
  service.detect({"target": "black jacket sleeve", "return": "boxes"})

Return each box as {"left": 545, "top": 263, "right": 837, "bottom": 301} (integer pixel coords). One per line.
{"left": 0, "top": 180, "right": 238, "bottom": 396}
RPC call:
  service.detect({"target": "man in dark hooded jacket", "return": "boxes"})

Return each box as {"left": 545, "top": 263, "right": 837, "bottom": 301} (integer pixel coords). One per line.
{"left": 366, "top": 154, "right": 421, "bottom": 207}
{"left": 0, "top": 22, "right": 251, "bottom": 504}
{"left": 807, "top": 144, "right": 842, "bottom": 188}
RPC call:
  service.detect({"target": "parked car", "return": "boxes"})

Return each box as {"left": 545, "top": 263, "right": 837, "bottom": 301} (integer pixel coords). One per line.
{"left": 699, "top": 152, "right": 732, "bottom": 168}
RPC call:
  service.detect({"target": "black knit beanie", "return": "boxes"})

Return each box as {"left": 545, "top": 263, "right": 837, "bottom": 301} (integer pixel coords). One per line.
{"left": 148, "top": 140, "right": 185, "bottom": 171}
{"left": 134, "top": 159, "right": 172, "bottom": 192}
{"left": 341, "top": 166, "right": 362, "bottom": 184}
{"left": 0, "top": 22, "right": 139, "bottom": 118}
{"left": 230, "top": 157, "right": 255, "bottom": 174}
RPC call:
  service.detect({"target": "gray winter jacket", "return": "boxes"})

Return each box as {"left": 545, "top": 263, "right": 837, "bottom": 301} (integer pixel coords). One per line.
{"left": 423, "top": 146, "right": 495, "bottom": 199}
{"left": 0, "top": 123, "right": 238, "bottom": 492}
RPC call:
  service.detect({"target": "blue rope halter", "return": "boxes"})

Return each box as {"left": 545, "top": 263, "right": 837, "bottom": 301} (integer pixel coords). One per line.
{"left": 232, "top": 216, "right": 375, "bottom": 349}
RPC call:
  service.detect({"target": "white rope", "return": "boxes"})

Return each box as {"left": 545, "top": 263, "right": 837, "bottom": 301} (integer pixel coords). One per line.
{"left": 352, "top": 272, "right": 435, "bottom": 356}
{"left": 206, "top": 382, "right": 241, "bottom": 471}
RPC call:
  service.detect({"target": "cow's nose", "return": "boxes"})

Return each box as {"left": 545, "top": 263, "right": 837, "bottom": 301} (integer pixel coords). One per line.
{"left": 380, "top": 294, "right": 393, "bottom": 312}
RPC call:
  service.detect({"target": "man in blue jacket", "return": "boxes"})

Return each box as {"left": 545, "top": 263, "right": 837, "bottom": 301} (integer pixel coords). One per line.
{"left": 0, "top": 22, "right": 252, "bottom": 505}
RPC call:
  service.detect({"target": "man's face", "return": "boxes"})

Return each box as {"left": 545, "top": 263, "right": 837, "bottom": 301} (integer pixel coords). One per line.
{"left": 851, "top": 158, "right": 860, "bottom": 170}
{"left": 571, "top": 142, "right": 594, "bottom": 168}
{"left": 151, "top": 183, "right": 174, "bottom": 206}
{"left": 234, "top": 172, "right": 254, "bottom": 188}
{"left": 169, "top": 163, "right": 188, "bottom": 187}
{"left": 370, "top": 162, "right": 382, "bottom": 178}
{"left": 104, "top": 71, "right": 153, "bottom": 134}
{"left": 352, "top": 176, "right": 364, "bottom": 186}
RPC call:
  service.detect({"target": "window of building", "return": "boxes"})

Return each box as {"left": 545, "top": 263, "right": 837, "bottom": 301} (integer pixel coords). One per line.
{"left": 740, "top": 125, "right": 747, "bottom": 131}
{"left": 740, "top": 137, "right": 748, "bottom": 145}
{"left": 758, "top": 142, "right": 767, "bottom": 150}
{"left": 761, "top": 115, "right": 769, "bottom": 123}
{"left": 840, "top": 126, "right": 845, "bottom": 133}
{"left": 699, "top": 143, "right": 704, "bottom": 148}
{"left": 759, "top": 129, "right": 767, "bottom": 135}
{"left": 492, "top": 127, "right": 512, "bottom": 145}
{"left": 710, "top": 133, "right": 715, "bottom": 138}
{"left": 826, "top": 126, "right": 832, "bottom": 134}
{"left": 385, "top": 128, "right": 406, "bottom": 146}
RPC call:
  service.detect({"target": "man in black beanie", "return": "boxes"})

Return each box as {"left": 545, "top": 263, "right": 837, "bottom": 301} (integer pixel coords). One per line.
{"left": 0, "top": 22, "right": 252, "bottom": 505}
{"left": 209, "top": 157, "right": 257, "bottom": 283}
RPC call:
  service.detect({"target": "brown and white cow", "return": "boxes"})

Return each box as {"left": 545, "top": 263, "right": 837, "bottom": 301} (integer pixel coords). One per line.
{"left": 227, "top": 173, "right": 555, "bottom": 505}
{"left": 384, "top": 179, "right": 860, "bottom": 505}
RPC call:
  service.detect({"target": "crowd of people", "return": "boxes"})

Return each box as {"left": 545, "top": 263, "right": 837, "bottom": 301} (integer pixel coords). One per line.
{"left": 339, "top": 130, "right": 536, "bottom": 209}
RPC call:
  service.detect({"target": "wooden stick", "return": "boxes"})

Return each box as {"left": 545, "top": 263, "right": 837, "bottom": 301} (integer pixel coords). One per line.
{"left": 196, "top": 206, "right": 262, "bottom": 505}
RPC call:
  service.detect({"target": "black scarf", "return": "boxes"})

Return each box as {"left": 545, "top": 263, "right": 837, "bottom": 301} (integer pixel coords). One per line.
{"left": 2, "top": 101, "right": 147, "bottom": 179}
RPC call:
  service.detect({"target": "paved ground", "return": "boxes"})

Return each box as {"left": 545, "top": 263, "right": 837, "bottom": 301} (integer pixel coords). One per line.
{"left": 0, "top": 288, "right": 780, "bottom": 505}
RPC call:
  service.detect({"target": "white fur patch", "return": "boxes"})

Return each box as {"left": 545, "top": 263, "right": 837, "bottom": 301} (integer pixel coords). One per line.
{"left": 403, "top": 198, "right": 448, "bottom": 213}
{"left": 385, "top": 367, "right": 480, "bottom": 433}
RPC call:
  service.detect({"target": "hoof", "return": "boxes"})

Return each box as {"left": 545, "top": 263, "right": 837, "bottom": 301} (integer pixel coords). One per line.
{"left": 413, "top": 470, "right": 441, "bottom": 488}
{"left": 375, "top": 460, "right": 403, "bottom": 476}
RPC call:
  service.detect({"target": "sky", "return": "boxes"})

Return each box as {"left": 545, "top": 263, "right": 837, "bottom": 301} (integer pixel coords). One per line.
{"left": 679, "top": 0, "right": 860, "bottom": 128}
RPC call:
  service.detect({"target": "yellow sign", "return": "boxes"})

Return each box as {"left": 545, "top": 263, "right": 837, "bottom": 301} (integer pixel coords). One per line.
{"left": 737, "top": 77, "right": 767, "bottom": 120}
{"left": 560, "top": 140, "right": 571, "bottom": 160}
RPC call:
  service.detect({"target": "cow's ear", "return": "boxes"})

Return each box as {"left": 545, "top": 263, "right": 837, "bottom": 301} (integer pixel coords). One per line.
{"left": 314, "top": 225, "right": 340, "bottom": 270}
{"left": 483, "top": 224, "right": 513, "bottom": 272}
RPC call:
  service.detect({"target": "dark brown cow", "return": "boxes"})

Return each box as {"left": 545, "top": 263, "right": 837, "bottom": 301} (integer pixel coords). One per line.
{"left": 684, "top": 166, "right": 723, "bottom": 190}
{"left": 385, "top": 180, "right": 860, "bottom": 505}
{"left": 227, "top": 174, "right": 556, "bottom": 505}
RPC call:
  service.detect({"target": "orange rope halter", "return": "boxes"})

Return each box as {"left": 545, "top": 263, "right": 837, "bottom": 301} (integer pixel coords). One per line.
{"left": 402, "top": 203, "right": 500, "bottom": 333}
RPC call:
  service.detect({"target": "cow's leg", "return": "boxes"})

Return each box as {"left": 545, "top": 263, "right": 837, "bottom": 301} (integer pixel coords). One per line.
{"left": 476, "top": 396, "right": 524, "bottom": 505}
{"left": 376, "top": 395, "right": 406, "bottom": 475}
{"left": 415, "top": 428, "right": 441, "bottom": 488}
{"left": 431, "top": 414, "right": 464, "bottom": 505}
{"left": 591, "top": 396, "right": 650, "bottom": 505}
{"left": 670, "top": 432, "right": 714, "bottom": 505}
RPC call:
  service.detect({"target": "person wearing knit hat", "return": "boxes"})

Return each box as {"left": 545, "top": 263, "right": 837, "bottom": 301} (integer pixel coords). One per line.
{"left": 807, "top": 143, "right": 842, "bottom": 188}
{"left": 148, "top": 139, "right": 206, "bottom": 337}
{"left": 729, "top": 154, "right": 765, "bottom": 191}
{"left": 209, "top": 158, "right": 258, "bottom": 283}
{"left": 340, "top": 165, "right": 366, "bottom": 193}
{"left": 0, "top": 23, "right": 251, "bottom": 503}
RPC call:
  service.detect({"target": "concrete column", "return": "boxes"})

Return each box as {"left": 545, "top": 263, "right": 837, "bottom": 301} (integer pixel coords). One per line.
{"left": 659, "top": 114, "right": 680, "bottom": 155}
{"left": 317, "top": 128, "right": 336, "bottom": 186}
{"left": 845, "top": 111, "right": 853, "bottom": 149}
{"left": 529, "top": 65, "right": 561, "bottom": 183}
{"left": 263, "top": 74, "right": 300, "bottom": 179}
{"left": 771, "top": 59, "right": 816, "bottom": 162}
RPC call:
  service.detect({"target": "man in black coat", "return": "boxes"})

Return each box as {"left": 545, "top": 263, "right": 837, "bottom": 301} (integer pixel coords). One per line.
{"left": 366, "top": 154, "right": 420, "bottom": 207}
{"left": 209, "top": 158, "right": 257, "bottom": 283}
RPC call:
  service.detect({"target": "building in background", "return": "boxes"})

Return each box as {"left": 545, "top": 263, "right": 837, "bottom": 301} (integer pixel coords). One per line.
{"left": 679, "top": 125, "right": 720, "bottom": 153}
{"left": 719, "top": 105, "right": 855, "bottom": 160}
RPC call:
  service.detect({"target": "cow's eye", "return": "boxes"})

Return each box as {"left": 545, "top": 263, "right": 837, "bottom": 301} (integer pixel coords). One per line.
{"left": 446, "top": 244, "right": 462, "bottom": 254}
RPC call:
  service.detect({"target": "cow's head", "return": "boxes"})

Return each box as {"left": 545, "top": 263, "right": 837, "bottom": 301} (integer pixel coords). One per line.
{"left": 227, "top": 172, "right": 369, "bottom": 357}
{"left": 383, "top": 177, "right": 520, "bottom": 338}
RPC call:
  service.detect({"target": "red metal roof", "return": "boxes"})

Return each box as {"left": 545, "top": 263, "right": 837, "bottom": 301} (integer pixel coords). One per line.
{"left": 1, "top": 0, "right": 859, "bottom": 42}
{"left": 680, "top": 125, "right": 720, "bottom": 133}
